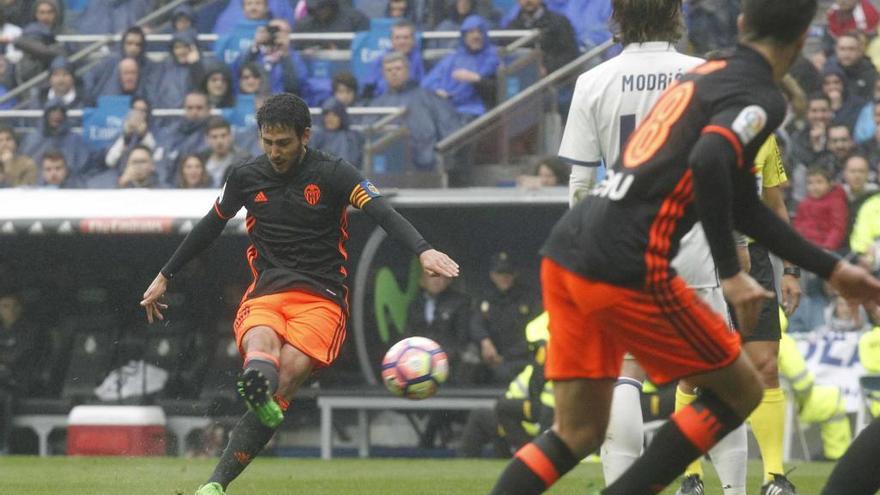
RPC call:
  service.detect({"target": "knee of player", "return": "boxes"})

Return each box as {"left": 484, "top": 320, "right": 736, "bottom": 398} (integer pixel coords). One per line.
{"left": 754, "top": 355, "right": 780, "bottom": 388}
{"left": 553, "top": 421, "right": 605, "bottom": 456}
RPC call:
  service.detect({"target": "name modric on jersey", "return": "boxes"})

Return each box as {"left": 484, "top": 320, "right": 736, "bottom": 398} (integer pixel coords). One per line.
{"left": 621, "top": 70, "right": 684, "bottom": 93}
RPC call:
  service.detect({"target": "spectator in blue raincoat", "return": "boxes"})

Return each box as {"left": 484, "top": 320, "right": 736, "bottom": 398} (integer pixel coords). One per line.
{"left": 310, "top": 98, "right": 364, "bottom": 168}
{"left": 19, "top": 98, "right": 91, "bottom": 176}
{"left": 72, "top": 0, "right": 153, "bottom": 35}
{"left": 213, "top": 0, "right": 294, "bottom": 35}
{"left": 148, "top": 31, "right": 205, "bottom": 109}
{"left": 422, "top": 15, "right": 499, "bottom": 117}
{"left": 213, "top": 0, "right": 271, "bottom": 65}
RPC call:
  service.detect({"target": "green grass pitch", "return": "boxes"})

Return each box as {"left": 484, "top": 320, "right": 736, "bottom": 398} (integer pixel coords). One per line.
{"left": 0, "top": 457, "right": 835, "bottom": 494}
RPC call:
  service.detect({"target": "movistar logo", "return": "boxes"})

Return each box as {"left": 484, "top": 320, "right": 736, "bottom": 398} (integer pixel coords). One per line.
{"left": 373, "top": 257, "right": 421, "bottom": 343}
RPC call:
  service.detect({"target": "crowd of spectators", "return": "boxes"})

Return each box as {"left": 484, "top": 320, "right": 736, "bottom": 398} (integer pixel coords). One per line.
{"left": 0, "top": 0, "right": 598, "bottom": 189}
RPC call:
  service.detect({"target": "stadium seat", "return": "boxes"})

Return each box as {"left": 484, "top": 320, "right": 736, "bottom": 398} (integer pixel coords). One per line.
{"left": 60, "top": 325, "right": 117, "bottom": 401}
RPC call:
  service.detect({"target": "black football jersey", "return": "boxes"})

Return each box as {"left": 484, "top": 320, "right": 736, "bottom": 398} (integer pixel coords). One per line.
{"left": 215, "top": 148, "right": 381, "bottom": 306}
{"left": 542, "top": 45, "right": 787, "bottom": 287}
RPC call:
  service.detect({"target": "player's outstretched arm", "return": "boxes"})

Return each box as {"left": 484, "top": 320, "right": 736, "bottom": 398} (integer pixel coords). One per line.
{"left": 139, "top": 208, "right": 230, "bottom": 322}
{"left": 362, "top": 197, "right": 459, "bottom": 278}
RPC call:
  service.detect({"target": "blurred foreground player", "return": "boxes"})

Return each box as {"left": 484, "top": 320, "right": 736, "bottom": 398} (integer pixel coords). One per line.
{"left": 561, "top": 1, "right": 749, "bottom": 492}
{"left": 821, "top": 418, "right": 880, "bottom": 495}
{"left": 488, "top": 1, "right": 880, "bottom": 493}
{"left": 140, "top": 93, "right": 459, "bottom": 495}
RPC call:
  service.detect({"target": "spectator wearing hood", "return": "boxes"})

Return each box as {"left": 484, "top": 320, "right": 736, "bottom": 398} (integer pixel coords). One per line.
{"left": 422, "top": 15, "right": 499, "bottom": 117}
{"left": 370, "top": 51, "right": 462, "bottom": 170}
{"left": 213, "top": 0, "right": 294, "bottom": 36}
{"left": 295, "top": 0, "right": 369, "bottom": 47}
{"left": 71, "top": 0, "right": 153, "bottom": 35}
{"left": 362, "top": 20, "right": 424, "bottom": 99}
{"left": 83, "top": 26, "right": 160, "bottom": 105}
{"left": 170, "top": 4, "right": 196, "bottom": 35}
{"left": 154, "top": 91, "right": 210, "bottom": 185}
{"left": 148, "top": 31, "right": 205, "bottom": 110}
{"left": 310, "top": 98, "right": 364, "bottom": 168}
{"left": 14, "top": 0, "right": 66, "bottom": 84}
{"left": 824, "top": 32, "right": 877, "bottom": 102}
{"left": 214, "top": 0, "right": 271, "bottom": 65}
{"left": 201, "top": 62, "right": 236, "bottom": 109}
{"left": 823, "top": 66, "right": 865, "bottom": 132}
{"left": 505, "top": 0, "right": 577, "bottom": 76}
{"left": 31, "top": 56, "right": 82, "bottom": 109}
{"left": 233, "top": 18, "right": 312, "bottom": 102}
{"left": 104, "top": 97, "right": 157, "bottom": 169}
{"left": 20, "top": 99, "right": 91, "bottom": 176}
{"left": 0, "top": 7, "right": 23, "bottom": 65}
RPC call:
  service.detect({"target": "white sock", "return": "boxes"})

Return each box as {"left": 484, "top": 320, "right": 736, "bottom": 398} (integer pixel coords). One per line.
{"left": 600, "top": 377, "right": 643, "bottom": 484}
{"left": 709, "top": 423, "right": 748, "bottom": 495}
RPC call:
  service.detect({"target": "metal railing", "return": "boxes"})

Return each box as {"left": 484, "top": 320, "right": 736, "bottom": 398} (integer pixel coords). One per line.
{"left": 0, "top": 0, "right": 191, "bottom": 107}
{"left": 54, "top": 30, "right": 538, "bottom": 44}
{"left": 0, "top": 105, "right": 405, "bottom": 133}
{"left": 435, "top": 39, "right": 615, "bottom": 173}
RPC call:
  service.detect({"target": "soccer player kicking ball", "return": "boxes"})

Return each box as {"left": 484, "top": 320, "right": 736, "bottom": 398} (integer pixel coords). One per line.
{"left": 488, "top": 1, "right": 880, "bottom": 494}
{"left": 140, "top": 93, "right": 459, "bottom": 495}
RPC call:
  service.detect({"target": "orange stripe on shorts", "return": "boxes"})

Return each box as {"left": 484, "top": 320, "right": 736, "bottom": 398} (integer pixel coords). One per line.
{"left": 244, "top": 350, "right": 280, "bottom": 368}
{"left": 514, "top": 443, "right": 559, "bottom": 487}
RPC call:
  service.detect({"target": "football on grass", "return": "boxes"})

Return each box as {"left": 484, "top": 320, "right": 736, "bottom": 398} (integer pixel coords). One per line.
{"left": 381, "top": 337, "right": 449, "bottom": 400}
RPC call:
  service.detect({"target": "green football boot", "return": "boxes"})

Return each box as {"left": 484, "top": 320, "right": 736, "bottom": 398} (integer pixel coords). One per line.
{"left": 237, "top": 367, "right": 284, "bottom": 428}
{"left": 194, "top": 482, "right": 225, "bottom": 495}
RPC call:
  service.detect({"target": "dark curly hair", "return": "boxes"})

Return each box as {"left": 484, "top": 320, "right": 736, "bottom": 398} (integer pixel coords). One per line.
{"left": 611, "top": 0, "right": 683, "bottom": 46}
{"left": 255, "top": 93, "right": 312, "bottom": 138}
{"left": 741, "top": 0, "right": 817, "bottom": 46}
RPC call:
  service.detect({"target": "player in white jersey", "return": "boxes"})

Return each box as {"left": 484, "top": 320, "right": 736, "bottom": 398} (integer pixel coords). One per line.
{"left": 559, "top": 1, "right": 748, "bottom": 494}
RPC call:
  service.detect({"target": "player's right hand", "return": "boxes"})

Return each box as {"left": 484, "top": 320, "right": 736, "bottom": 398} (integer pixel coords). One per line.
{"left": 140, "top": 273, "right": 169, "bottom": 324}
{"left": 829, "top": 261, "right": 880, "bottom": 313}
{"left": 721, "top": 271, "right": 774, "bottom": 336}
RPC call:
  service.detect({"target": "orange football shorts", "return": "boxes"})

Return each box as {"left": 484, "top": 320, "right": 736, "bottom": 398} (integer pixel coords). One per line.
{"left": 234, "top": 289, "right": 346, "bottom": 367}
{"left": 542, "top": 258, "right": 740, "bottom": 385}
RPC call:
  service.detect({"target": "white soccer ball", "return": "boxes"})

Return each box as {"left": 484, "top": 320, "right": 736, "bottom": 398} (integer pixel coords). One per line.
{"left": 381, "top": 337, "right": 449, "bottom": 400}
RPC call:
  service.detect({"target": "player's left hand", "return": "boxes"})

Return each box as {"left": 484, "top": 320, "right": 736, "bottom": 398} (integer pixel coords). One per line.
{"left": 781, "top": 273, "right": 802, "bottom": 316}
{"left": 419, "top": 249, "right": 460, "bottom": 278}
{"left": 829, "top": 261, "right": 880, "bottom": 312}
{"left": 140, "top": 272, "right": 170, "bottom": 324}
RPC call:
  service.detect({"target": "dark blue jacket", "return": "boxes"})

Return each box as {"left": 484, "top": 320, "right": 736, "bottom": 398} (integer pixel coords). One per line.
{"left": 148, "top": 32, "right": 205, "bottom": 109}
{"left": 310, "top": 99, "right": 364, "bottom": 168}
{"left": 20, "top": 100, "right": 92, "bottom": 176}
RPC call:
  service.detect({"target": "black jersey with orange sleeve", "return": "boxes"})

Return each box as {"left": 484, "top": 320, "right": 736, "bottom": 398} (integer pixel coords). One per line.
{"left": 541, "top": 45, "right": 840, "bottom": 288}
{"left": 162, "top": 147, "right": 431, "bottom": 309}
